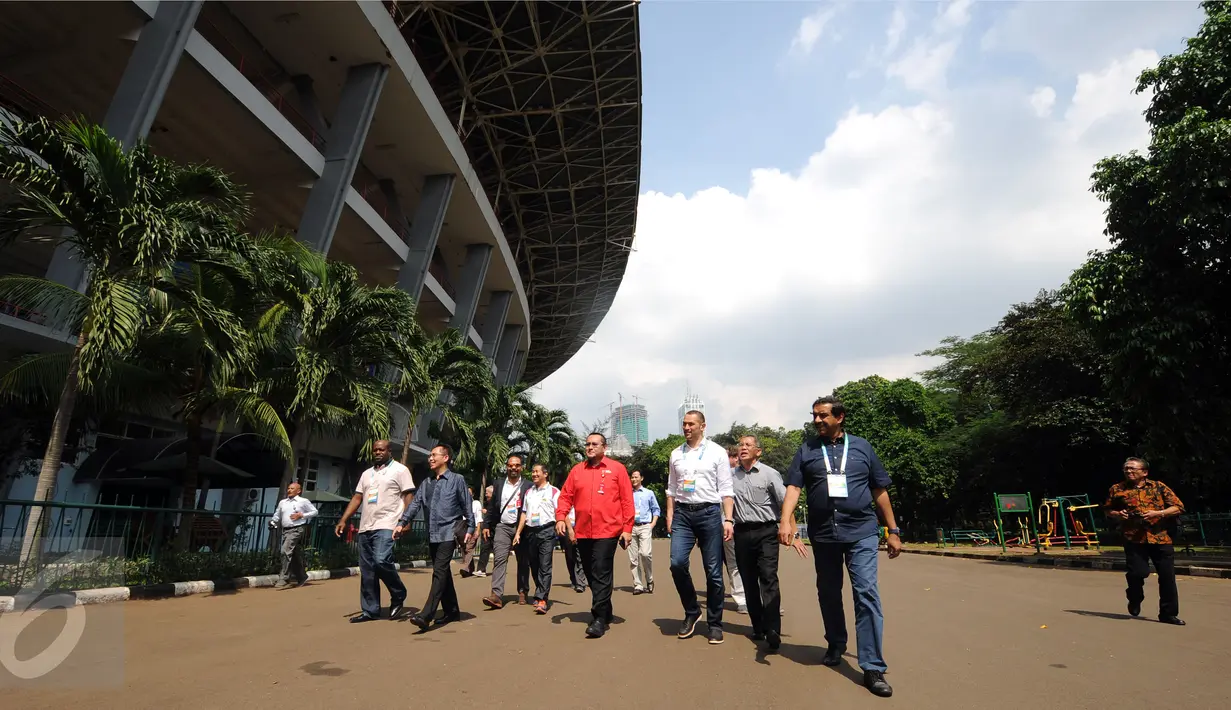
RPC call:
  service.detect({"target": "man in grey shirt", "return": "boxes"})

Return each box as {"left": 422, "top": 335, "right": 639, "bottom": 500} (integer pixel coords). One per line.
{"left": 732, "top": 435, "right": 807, "bottom": 650}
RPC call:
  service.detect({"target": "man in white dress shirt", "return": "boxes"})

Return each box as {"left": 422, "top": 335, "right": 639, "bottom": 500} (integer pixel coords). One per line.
{"left": 667, "top": 410, "right": 736, "bottom": 645}
{"left": 270, "top": 481, "right": 318, "bottom": 588}
{"left": 334, "top": 440, "right": 416, "bottom": 622}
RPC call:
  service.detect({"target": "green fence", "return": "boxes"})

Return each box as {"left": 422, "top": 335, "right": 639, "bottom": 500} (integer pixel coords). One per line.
{"left": 0, "top": 499, "right": 428, "bottom": 594}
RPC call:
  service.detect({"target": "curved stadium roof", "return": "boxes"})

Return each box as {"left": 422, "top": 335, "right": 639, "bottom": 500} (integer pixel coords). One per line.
{"left": 388, "top": 0, "right": 642, "bottom": 384}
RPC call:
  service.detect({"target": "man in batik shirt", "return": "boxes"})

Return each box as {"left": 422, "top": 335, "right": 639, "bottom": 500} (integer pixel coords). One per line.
{"left": 1103, "top": 457, "right": 1185, "bottom": 625}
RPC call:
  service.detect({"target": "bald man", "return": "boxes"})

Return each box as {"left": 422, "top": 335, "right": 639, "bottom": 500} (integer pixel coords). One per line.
{"left": 335, "top": 440, "right": 416, "bottom": 623}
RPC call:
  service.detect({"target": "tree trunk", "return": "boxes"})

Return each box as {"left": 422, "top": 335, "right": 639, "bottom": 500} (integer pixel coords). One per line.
{"left": 173, "top": 412, "right": 204, "bottom": 551}
{"left": 279, "top": 423, "right": 306, "bottom": 492}
{"left": 18, "top": 331, "right": 85, "bottom": 566}
{"left": 400, "top": 407, "right": 417, "bottom": 465}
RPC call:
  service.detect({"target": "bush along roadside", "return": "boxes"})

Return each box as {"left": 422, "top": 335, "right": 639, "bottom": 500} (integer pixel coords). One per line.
{"left": 0, "top": 540, "right": 430, "bottom": 595}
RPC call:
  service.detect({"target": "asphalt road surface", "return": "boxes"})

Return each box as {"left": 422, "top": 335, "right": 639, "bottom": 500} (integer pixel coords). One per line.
{"left": 4, "top": 540, "right": 1229, "bottom": 708}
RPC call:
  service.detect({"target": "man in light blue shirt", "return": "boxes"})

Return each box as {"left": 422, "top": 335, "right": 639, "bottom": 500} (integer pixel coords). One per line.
{"left": 629, "top": 470, "right": 661, "bottom": 594}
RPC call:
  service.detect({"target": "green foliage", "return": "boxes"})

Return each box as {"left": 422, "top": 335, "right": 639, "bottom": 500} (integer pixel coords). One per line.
{"left": 1062, "top": 2, "right": 1231, "bottom": 503}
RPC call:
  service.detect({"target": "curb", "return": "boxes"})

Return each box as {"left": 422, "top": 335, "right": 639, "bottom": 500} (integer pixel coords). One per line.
{"left": 0, "top": 559, "right": 430, "bottom": 612}
{"left": 903, "top": 548, "right": 1231, "bottom": 578}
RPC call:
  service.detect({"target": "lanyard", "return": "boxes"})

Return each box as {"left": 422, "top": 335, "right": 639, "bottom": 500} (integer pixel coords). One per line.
{"left": 821, "top": 437, "right": 849, "bottom": 476}
{"left": 680, "top": 442, "right": 707, "bottom": 460}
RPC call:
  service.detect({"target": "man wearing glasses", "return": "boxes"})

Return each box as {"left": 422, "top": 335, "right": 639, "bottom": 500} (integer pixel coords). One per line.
{"left": 1103, "top": 457, "right": 1186, "bottom": 625}
{"left": 555, "top": 433, "right": 634, "bottom": 639}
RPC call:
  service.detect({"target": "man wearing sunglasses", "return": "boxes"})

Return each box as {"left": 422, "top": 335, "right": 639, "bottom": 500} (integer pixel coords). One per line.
{"left": 555, "top": 432, "right": 634, "bottom": 639}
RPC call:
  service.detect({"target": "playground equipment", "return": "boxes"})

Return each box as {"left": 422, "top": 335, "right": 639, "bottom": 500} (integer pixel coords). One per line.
{"left": 1036, "top": 495, "right": 1101, "bottom": 550}
{"left": 993, "top": 492, "right": 1042, "bottom": 554}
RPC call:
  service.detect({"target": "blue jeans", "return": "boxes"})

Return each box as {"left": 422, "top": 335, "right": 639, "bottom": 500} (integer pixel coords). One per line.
{"left": 669, "top": 503, "right": 726, "bottom": 628}
{"left": 358, "top": 529, "right": 406, "bottom": 617}
{"left": 813, "top": 534, "right": 886, "bottom": 672}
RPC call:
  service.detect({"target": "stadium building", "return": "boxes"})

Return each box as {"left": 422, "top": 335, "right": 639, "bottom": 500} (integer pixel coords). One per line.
{"left": 0, "top": 1, "right": 641, "bottom": 514}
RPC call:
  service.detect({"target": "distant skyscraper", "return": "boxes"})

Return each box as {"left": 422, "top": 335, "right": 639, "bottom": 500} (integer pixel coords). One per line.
{"left": 678, "top": 391, "right": 704, "bottom": 425}
{"left": 609, "top": 403, "right": 649, "bottom": 448}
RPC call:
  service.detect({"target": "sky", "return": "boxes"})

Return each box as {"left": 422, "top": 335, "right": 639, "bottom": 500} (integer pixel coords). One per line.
{"left": 535, "top": 0, "right": 1207, "bottom": 442}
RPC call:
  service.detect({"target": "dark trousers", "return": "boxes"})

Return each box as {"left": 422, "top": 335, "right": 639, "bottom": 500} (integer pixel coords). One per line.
{"left": 561, "top": 535, "right": 588, "bottom": 588}
{"left": 419, "top": 539, "right": 459, "bottom": 620}
{"left": 578, "top": 537, "right": 618, "bottom": 623}
{"left": 1124, "top": 542, "right": 1178, "bottom": 617}
{"left": 734, "top": 522, "right": 781, "bottom": 636}
{"left": 526, "top": 525, "right": 556, "bottom": 602}
{"left": 358, "top": 529, "right": 406, "bottom": 617}
{"left": 669, "top": 503, "right": 726, "bottom": 628}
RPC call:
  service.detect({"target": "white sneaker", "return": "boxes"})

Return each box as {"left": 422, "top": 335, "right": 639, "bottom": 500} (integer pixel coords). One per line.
{"left": 474, "top": 570, "right": 487, "bottom": 577}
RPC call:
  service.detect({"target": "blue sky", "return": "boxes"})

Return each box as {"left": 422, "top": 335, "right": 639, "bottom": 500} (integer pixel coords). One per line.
{"left": 540, "top": 1, "right": 1207, "bottom": 442}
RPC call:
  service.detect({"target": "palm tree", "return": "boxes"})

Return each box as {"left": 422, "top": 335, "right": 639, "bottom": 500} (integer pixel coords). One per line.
{"left": 0, "top": 116, "right": 251, "bottom": 563}
{"left": 515, "top": 403, "right": 581, "bottom": 484}
{"left": 256, "top": 259, "right": 418, "bottom": 491}
{"left": 393, "top": 327, "right": 494, "bottom": 467}
{"left": 448, "top": 381, "right": 534, "bottom": 500}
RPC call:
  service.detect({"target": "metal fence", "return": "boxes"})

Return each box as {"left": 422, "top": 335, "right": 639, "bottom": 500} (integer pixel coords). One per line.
{"left": 0, "top": 499, "right": 428, "bottom": 594}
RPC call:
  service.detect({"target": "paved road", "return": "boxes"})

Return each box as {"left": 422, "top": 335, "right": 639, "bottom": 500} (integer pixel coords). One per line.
{"left": 5, "top": 540, "right": 1230, "bottom": 708}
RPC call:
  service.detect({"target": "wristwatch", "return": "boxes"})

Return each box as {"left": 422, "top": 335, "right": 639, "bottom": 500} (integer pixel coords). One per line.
{"left": 887, "top": 527, "right": 901, "bottom": 536}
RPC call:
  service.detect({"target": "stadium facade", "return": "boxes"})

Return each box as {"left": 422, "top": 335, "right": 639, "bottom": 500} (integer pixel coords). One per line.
{"left": 0, "top": 1, "right": 641, "bottom": 509}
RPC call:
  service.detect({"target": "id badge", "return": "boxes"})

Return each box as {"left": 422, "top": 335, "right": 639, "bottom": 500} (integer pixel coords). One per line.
{"left": 681, "top": 478, "right": 696, "bottom": 494}
{"left": 827, "top": 474, "right": 848, "bottom": 498}
{"left": 366, "top": 487, "right": 379, "bottom": 505}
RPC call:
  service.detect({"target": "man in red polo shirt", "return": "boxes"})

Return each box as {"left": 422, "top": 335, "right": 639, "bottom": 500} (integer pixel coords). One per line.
{"left": 555, "top": 432, "right": 634, "bottom": 639}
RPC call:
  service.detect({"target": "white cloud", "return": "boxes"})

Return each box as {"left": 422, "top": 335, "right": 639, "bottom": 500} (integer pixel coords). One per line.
{"left": 887, "top": 39, "right": 959, "bottom": 93}
{"left": 1029, "top": 86, "right": 1056, "bottom": 117}
{"left": 791, "top": 5, "right": 839, "bottom": 56}
{"left": 934, "top": 0, "right": 974, "bottom": 34}
{"left": 539, "top": 11, "right": 1174, "bottom": 441}
{"left": 884, "top": 0, "right": 972, "bottom": 94}
{"left": 885, "top": 6, "right": 908, "bottom": 56}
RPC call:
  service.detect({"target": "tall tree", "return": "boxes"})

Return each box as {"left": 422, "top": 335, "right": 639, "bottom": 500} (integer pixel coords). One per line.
{"left": 1065, "top": 1, "right": 1231, "bottom": 505}
{"left": 0, "top": 117, "right": 251, "bottom": 562}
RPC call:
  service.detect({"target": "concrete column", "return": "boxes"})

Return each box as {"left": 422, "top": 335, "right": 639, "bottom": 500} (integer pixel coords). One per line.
{"left": 396, "top": 174, "right": 455, "bottom": 301}
{"left": 447, "top": 244, "right": 493, "bottom": 334}
{"left": 508, "top": 349, "right": 527, "bottom": 386}
{"left": 296, "top": 63, "right": 388, "bottom": 254}
{"left": 45, "top": 0, "right": 203, "bottom": 291}
{"left": 494, "top": 324, "right": 523, "bottom": 386}
{"left": 477, "top": 291, "right": 512, "bottom": 360}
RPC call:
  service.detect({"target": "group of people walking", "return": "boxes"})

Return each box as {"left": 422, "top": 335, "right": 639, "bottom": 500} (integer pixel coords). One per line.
{"left": 262, "top": 390, "right": 1195, "bottom": 702}
{"left": 266, "top": 395, "right": 904, "bottom": 699}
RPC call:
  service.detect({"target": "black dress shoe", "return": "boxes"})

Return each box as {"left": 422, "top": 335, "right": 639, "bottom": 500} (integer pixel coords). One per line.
{"left": 389, "top": 601, "right": 405, "bottom": 619}
{"left": 822, "top": 646, "right": 845, "bottom": 666}
{"left": 748, "top": 631, "right": 766, "bottom": 641}
{"left": 766, "top": 630, "right": 781, "bottom": 650}
{"left": 1158, "top": 615, "right": 1186, "bottom": 626}
{"left": 437, "top": 611, "right": 462, "bottom": 625}
{"left": 1128, "top": 601, "right": 1141, "bottom": 617}
{"left": 350, "top": 613, "right": 378, "bottom": 623}
{"left": 585, "top": 620, "right": 607, "bottom": 638}
{"left": 408, "top": 614, "right": 430, "bottom": 631}
{"left": 863, "top": 670, "right": 893, "bottom": 697}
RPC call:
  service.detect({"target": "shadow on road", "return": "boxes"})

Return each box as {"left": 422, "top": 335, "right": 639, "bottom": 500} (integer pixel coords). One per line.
{"left": 1063, "top": 609, "right": 1140, "bottom": 621}
{"left": 299, "top": 661, "right": 349, "bottom": 677}
{"left": 550, "top": 611, "right": 626, "bottom": 626}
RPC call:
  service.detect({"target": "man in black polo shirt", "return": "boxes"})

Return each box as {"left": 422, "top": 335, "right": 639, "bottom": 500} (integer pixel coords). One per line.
{"left": 780, "top": 395, "right": 902, "bottom": 699}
